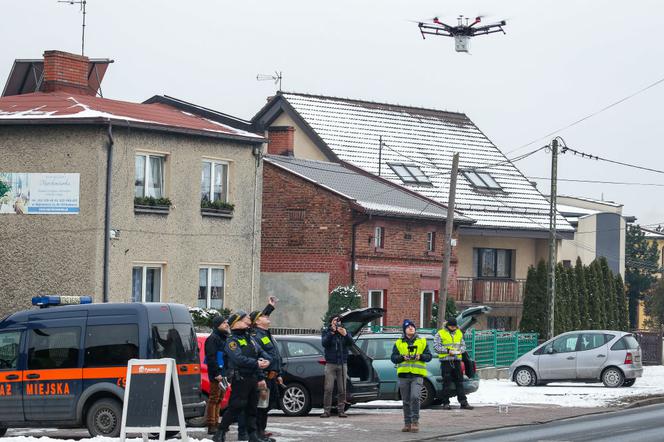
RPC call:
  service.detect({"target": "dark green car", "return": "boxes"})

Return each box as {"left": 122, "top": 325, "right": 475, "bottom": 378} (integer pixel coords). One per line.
{"left": 355, "top": 306, "right": 490, "bottom": 408}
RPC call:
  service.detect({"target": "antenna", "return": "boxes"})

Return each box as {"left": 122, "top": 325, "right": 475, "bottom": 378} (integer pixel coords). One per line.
{"left": 58, "top": 0, "right": 87, "bottom": 56}
{"left": 256, "top": 71, "right": 283, "bottom": 92}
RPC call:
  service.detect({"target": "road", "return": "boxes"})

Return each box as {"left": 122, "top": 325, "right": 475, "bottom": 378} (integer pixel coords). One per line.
{"left": 434, "top": 403, "right": 664, "bottom": 442}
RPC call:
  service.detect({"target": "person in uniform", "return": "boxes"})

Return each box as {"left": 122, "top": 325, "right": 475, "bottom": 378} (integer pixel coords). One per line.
{"left": 391, "top": 319, "right": 432, "bottom": 433}
{"left": 213, "top": 311, "right": 272, "bottom": 442}
{"left": 250, "top": 298, "right": 283, "bottom": 442}
{"left": 204, "top": 315, "right": 230, "bottom": 434}
{"left": 434, "top": 317, "right": 474, "bottom": 410}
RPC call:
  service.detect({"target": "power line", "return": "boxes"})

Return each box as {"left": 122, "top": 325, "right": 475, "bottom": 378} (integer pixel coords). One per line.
{"left": 529, "top": 177, "right": 664, "bottom": 187}
{"left": 506, "top": 74, "right": 664, "bottom": 155}
{"left": 561, "top": 146, "right": 664, "bottom": 175}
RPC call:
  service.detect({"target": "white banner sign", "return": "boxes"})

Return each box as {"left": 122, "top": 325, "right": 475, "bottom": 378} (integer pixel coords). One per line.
{"left": 0, "top": 173, "right": 80, "bottom": 214}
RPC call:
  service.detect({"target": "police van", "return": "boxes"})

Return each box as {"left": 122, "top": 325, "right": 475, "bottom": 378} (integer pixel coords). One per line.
{"left": 0, "top": 296, "right": 204, "bottom": 437}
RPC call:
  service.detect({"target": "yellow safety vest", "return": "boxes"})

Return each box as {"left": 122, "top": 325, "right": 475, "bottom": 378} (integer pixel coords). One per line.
{"left": 395, "top": 338, "right": 428, "bottom": 376}
{"left": 437, "top": 328, "right": 463, "bottom": 360}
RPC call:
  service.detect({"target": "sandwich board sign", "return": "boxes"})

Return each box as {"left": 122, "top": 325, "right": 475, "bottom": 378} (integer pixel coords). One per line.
{"left": 120, "top": 358, "right": 188, "bottom": 442}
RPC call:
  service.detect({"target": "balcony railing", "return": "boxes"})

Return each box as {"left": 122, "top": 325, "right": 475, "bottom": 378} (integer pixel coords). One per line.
{"left": 455, "top": 278, "right": 526, "bottom": 304}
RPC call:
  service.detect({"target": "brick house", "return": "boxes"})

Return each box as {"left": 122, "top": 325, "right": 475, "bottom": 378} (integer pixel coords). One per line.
{"left": 260, "top": 155, "right": 474, "bottom": 328}
{"left": 253, "top": 92, "right": 575, "bottom": 329}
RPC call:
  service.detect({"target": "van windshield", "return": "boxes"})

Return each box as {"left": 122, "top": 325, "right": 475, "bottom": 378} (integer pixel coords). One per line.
{"left": 152, "top": 323, "right": 198, "bottom": 363}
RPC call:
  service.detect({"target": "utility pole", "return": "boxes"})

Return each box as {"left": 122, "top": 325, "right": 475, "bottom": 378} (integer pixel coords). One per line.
{"left": 547, "top": 139, "right": 559, "bottom": 340}
{"left": 437, "top": 153, "right": 459, "bottom": 329}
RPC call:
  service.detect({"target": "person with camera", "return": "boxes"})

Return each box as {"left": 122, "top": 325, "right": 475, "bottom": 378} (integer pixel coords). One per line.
{"left": 434, "top": 317, "right": 474, "bottom": 410}
{"left": 249, "top": 296, "right": 282, "bottom": 442}
{"left": 390, "top": 319, "right": 432, "bottom": 433}
{"left": 213, "top": 311, "right": 272, "bottom": 442}
{"left": 204, "top": 315, "right": 230, "bottom": 435}
{"left": 320, "top": 315, "right": 353, "bottom": 418}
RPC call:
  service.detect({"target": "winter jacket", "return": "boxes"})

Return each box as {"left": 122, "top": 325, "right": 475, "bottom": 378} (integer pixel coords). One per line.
{"left": 321, "top": 328, "right": 353, "bottom": 364}
{"left": 390, "top": 334, "right": 433, "bottom": 378}
{"left": 204, "top": 328, "right": 227, "bottom": 380}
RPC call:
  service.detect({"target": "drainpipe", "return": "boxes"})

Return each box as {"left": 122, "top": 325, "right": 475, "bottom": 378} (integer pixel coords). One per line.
{"left": 103, "top": 122, "right": 114, "bottom": 303}
{"left": 350, "top": 215, "right": 370, "bottom": 285}
{"left": 250, "top": 143, "right": 263, "bottom": 311}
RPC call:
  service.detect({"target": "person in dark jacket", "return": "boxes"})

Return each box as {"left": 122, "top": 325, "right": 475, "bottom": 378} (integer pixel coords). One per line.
{"left": 391, "top": 319, "right": 432, "bottom": 433}
{"left": 320, "top": 315, "right": 353, "bottom": 418}
{"left": 213, "top": 311, "right": 271, "bottom": 442}
{"left": 250, "top": 296, "right": 282, "bottom": 442}
{"left": 204, "top": 315, "right": 229, "bottom": 434}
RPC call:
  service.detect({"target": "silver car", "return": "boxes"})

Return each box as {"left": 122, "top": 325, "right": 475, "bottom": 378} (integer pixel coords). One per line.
{"left": 509, "top": 331, "right": 643, "bottom": 388}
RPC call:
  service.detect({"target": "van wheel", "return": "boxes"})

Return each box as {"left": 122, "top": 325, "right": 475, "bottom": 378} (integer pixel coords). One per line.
{"left": 514, "top": 367, "right": 537, "bottom": 386}
{"left": 419, "top": 380, "right": 435, "bottom": 409}
{"left": 280, "top": 383, "right": 311, "bottom": 416}
{"left": 0, "top": 427, "right": 7, "bottom": 437}
{"left": 86, "top": 398, "right": 122, "bottom": 437}
{"left": 602, "top": 367, "right": 625, "bottom": 388}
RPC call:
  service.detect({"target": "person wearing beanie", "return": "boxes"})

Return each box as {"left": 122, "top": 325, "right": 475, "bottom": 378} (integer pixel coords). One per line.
{"left": 214, "top": 311, "right": 272, "bottom": 442}
{"left": 390, "top": 319, "right": 432, "bottom": 433}
{"left": 204, "top": 315, "right": 229, "bottom": 434}
{"left": 250, "top": 296, "right": 282, "bottom": 442}
{"left": 434, "top": 317, "right": 473, "bottom": 410}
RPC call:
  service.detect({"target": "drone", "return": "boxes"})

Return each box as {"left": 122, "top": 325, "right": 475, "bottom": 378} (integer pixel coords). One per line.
{"left": 418, "top": 15, "right": 506, "bottom": 53}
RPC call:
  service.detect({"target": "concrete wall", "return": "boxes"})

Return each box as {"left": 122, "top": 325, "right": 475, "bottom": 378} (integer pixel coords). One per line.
{"left": 260, "top": 272, "right": 329, "bottom": 329}
{"left": 0, "top": 124, "right": 262, "bottom": 316}
{"left": 271, "top": 113, "right": 329, "bottom": 162}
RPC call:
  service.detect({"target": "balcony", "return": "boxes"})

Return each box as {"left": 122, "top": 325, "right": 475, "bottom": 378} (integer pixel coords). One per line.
{"left": 455, "top": 277, "right": 525, "bottom": 304}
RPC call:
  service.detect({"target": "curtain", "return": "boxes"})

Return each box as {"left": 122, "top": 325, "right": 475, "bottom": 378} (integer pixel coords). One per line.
{"left": 148, "top": 157, "right": 163, "bottom": 198}
{"left": 198, "top": 268, "right": 208, "bottom": 308}
{"left": 201, "top": 162, "right": 211, "bottom": 202}
{"left": 134, "top": 156, "right": 145, "bottom": 198}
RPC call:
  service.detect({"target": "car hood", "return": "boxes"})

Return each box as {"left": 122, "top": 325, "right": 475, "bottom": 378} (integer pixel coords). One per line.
{"left": 339, "top": 307, "right": 386, "bottom": 336}
{"left": 456, "top": 305, "right": 492, "bottom": 332}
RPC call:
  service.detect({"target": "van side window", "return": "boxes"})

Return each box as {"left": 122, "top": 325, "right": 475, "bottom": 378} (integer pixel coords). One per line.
{"left": 0, "top": 331, "right": 21, "bottom": 370}
{"left": 152, "top": 324, "right": 197, "bottom": 363}
{"left": 27, "top": 327, "right": 81, "bottom": 369}
{"left": 84, "top": 324, "right": 139, "bottom": 367}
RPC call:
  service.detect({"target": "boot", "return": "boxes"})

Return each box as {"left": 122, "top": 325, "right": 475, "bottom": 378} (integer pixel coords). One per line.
{"left": 338, "top": 410, "right": 348, "bottom": 418}
{"left": 460, "top": 402, "right": 474, "bottom": 410}
{"left": 410, "top": 422, "right": 419, "bottom": 433}
{"left": 442, "top": 403, "right": 451, "bottom": 410}
{"left": 320, "top": 410, "right": 331, "bottom": 418}
{"left": 207, "top": 425, "right": 219, "bottom": 435}
{"left": 238, "top": 431, "right": 249, "bottom": 441}
{"left": 212, "top": 430, "right": 226, "bottom": 442}
{"left": 401, "top": 424, "right": 411, "bottom": 432}
{"left": 248, "top": 432, "right": 270, "bottom": 442}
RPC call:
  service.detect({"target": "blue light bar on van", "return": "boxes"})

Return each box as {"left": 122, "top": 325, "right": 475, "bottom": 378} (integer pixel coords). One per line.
{"left": 32, "top": 295, "right": 93, "bottom": 307}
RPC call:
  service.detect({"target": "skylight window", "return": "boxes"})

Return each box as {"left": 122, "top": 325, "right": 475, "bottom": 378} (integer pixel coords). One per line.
{"left": 463, "top": 170, "right": 502, "bottom": 190}
{"left": 388, "top": 163, "right": 431, "bottom": 185}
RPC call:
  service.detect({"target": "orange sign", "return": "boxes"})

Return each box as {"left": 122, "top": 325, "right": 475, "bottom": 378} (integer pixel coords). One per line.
{"left": 131, "top": 364, "right": 167, "bottom": 375}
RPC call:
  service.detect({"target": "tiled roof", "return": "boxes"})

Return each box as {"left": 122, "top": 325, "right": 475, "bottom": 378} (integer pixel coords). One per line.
{"left": 0, "top": 92, "right": 263, "bottom": 142}
{"left": 264, "top": 155, "right": 474, "bottom": 223}
{"left": 267, "top": 92, "right": 573, "bottom": 232}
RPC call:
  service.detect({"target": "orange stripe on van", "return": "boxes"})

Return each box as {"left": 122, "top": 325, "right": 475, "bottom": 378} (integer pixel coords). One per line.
{"left": 1, "top": 371, "right": 23, "bottom": 382}
{"left": 82, "top": 367, "right": 127, "bottom": 379}
{"left": 130, "top": 364, "right": 167, "bottom": 375}
{"left": 177, "top": 364, "right": 201, "bottom": 376}
{"left": 24, "top": 368, "right": 82, "bottom": 381}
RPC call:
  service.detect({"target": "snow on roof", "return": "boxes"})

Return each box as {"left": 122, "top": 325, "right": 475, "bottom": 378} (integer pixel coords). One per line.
{"left": 264, "top": 92, "right": 573, "bottom": 232}
{"left": 0, "top": 92, "right": 263, "bottom": 142}
{"left": 264, "top": 155, "right": 475, "bottom": 223}
{"left": 641, "top": 227, "right": 664, "bottom": 239}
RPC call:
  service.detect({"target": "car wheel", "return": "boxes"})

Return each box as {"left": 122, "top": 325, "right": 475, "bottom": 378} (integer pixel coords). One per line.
{"left": 86, "top": 398, "right": 122, "bottom": 437}
{"left": 622, "top": 379, "right": 636, "bottom": 387}
{"left": 280, "top": 383, "right": 312, "bottom": 416}
{"left": 419, "top": 380, "right": 435, "bottom": 409}
{"left": 514, "top": 367, "right": 537, "bottom": 387}
{"left": 602, "top": 367, "right": 625, "bottom": 388}
{"left": 0, "top": 427, "right": 7, "bottom": 437}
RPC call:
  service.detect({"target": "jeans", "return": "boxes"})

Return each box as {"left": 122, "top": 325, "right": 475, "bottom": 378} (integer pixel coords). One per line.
{"left": 323, "top": 363, "right": 347, "bottom": 412}
{"left": 206, "top": 379, "right": 222, "bottom": 427}
{"left": 398, "top": 376, "right": 423, "bottom": 424}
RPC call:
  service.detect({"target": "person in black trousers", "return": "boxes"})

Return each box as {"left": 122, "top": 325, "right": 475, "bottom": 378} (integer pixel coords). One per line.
{"left": 204, "top": 315, "right": 229, "bottom": 434}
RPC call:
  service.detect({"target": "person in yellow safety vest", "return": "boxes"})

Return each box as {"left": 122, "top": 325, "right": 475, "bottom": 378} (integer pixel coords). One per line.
{"left": 434, "top": 317, "right": 474, "bottom": 410}
{"left": 390, "top": 319, "right": 432, "bottom": 433}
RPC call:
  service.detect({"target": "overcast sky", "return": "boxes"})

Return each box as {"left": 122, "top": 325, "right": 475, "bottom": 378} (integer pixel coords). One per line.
{"left": 2, "top": 0, "right": 663, "bottom": 226}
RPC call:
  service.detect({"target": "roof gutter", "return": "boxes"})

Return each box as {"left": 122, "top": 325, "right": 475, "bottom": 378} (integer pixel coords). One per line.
{"left": 103, "top": 122, "right": 113, "bottom": 303}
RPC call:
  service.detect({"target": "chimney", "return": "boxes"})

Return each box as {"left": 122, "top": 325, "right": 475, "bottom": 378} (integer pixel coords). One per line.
{"left": 42, "top": 50, "right": 92, "bottom": 95}
{"left": 267, "top": 126, "right": 295, "bottom": 156}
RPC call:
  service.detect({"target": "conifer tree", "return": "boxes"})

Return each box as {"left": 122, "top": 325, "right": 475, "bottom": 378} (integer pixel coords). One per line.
{"left": 598, "top": 258, "right": 617, "bottom": 329}
{"left": 554, "top": 262, "right": 570, "bottom": 334}
{"left": 586, "top": 261, "right": 602, "bottom": 329}
{"left": 520, "top": 260, "right": 547, "bottom": 336}
{"left": 322, "top": 285, "right": 362, "bottom": 326}
{"left": 614, "top": 274, "right": 629, "bottom": 330}
{"left": 575, "top": 258, "right": 590, "bottom": 329}
{"left": 566, "top": 265, "right": 580, "bottom": 330}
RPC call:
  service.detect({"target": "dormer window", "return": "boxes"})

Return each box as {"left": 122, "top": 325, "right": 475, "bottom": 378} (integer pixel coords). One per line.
{"left": 463, "top": 170, "right": 502, "bottom": 190}
{"left": 388, "top": 163, "right": 431, "bottom": 185}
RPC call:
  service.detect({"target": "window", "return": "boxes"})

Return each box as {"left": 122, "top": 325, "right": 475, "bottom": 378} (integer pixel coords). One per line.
{"left": 374, "top": 226, "right": 385, "bottom": 249}
{"left": 368, "top": 290, "right": 384, "bottom": 326}
{"left": 562, "top": 260, "right": 572, "bottom": 268}
{"left": 611, "top": 335, "right": 640, "bottom": 351}
{"left": 201, "top": 161, "right": 229, "bottom": 203}
{"left": 487, "top": 316, "right": 513, "bottom": 330}
{"left": 552, "top": 334, "right": 579, "bottom": 353}
{"left": 152, "top": 324, "right": 198, "bottom": 363}
{"left": 363, "top": 339, "right": 394, "bottom": 360}
{"left": 135, "top": 154, "right": 165, "bottom": 198}
{"left": 199, "top": 267, "right": 225, "bottom": 309}
{"left": 578, "top": 333, "right": 611, "bottom": 352}
{"left": 0, "top": 331, "right": 21, "bottom": 370}
{"left": 463, "top": 170, "right": 501, "bottom": 190}
{"left": 132, "top": 265, "right": 162, "bottom": 302}
{"left": 426, "top": 232, "right": 436, "bottom": 252}
{"left": 84, "top": 324, "right": 139, "bottom": 367}
{"left": 285, "top": 341, "right": 321, "bottom": 358}
{"left": 27, "top": 327, "right": 80, "bottom": 369}
{"left": 388, "top": 163, "right": 431, "bottom": 185}
{"left": 421, "top": 291, "right": 435, "bottom": 328}
{"left": 476, "top": 248, "right": 513, "bottom": 279}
